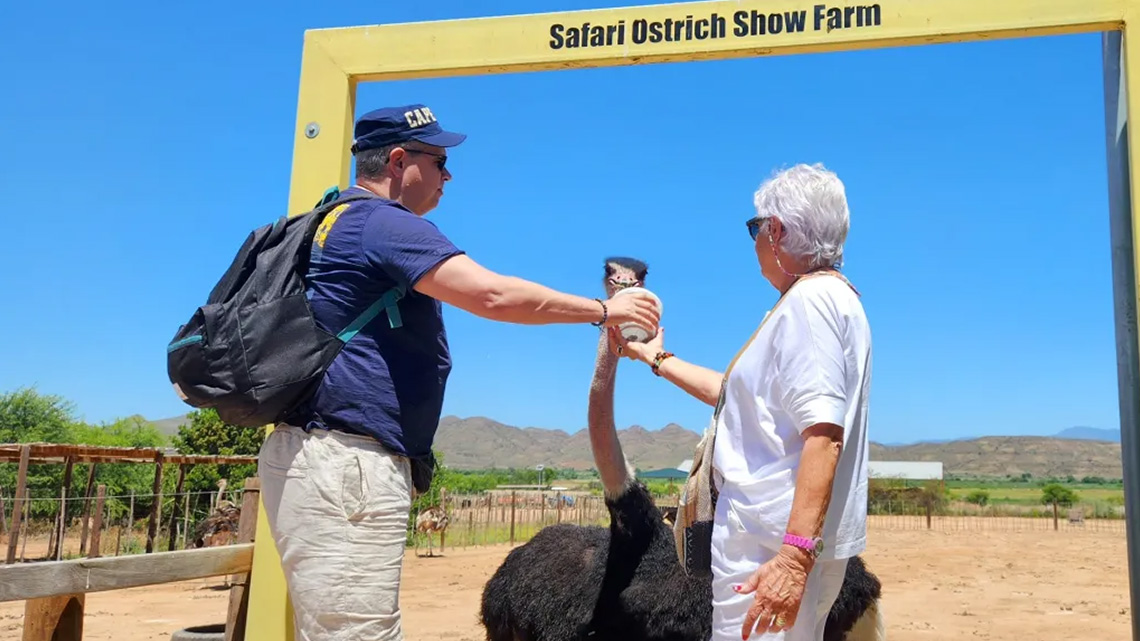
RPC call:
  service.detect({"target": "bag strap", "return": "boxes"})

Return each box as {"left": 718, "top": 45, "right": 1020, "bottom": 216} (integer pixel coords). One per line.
{"left": 338, "top": 285, "right": 406, "bottom": 338}
{"left": 691, "top": 268, "right": 858, "bottom": 502}
{"left": 311, "top": 188, "right": 380, "bottom": 217}
{"left": 712, "top": 268, "right": 859, "bottom": 422}
{"left": 311, "top": 186, "right": 409, "bottom": 335}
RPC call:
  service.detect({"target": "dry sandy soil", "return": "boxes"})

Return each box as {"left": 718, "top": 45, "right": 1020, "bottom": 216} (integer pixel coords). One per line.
{"left": 0, "top": 523, "right": 1130, "bottom": 641}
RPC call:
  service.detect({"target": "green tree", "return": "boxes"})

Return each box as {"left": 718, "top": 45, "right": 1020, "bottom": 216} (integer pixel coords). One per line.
{"left": 171, "top": 409, "right": 263, "bottom": 504}
{"left": 0, "top": 387, "right": 82, "bottom": 519}
{"left": 68, "top": 416, "right": 171, "bottom": 522}
{"left": 1041, "top": 483, "right": 1078, "bottom": 507}
{"left": 964, "top": 489, "right": 990, "bottom": 507}
{"left": 0, "top": 386, "right": 76, "bottom": 443}
{"left": 69, "top": 415, "right": 166, "bottom": 448}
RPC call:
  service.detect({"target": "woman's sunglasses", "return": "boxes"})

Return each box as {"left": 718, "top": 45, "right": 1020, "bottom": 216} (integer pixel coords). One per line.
{"left": 746, "top": 216, "right": 770, "bottom": 241}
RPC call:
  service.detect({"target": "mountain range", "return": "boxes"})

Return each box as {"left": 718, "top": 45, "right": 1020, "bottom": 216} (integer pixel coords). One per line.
{"left": 431, "top": 416, "right": 1124, "bottom": 479}
{"left": 149, "top": 413, "right": 1125, "bottom": 479}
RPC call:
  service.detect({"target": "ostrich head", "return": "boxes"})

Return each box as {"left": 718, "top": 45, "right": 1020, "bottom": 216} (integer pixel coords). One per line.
{"left": 603, "top": 256, "right": 648, "bottom": 296}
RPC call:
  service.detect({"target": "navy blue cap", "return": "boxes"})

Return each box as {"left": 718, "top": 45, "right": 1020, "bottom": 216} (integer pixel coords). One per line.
{"left": 351, "top": 104, "right": 466, "bottom": 154}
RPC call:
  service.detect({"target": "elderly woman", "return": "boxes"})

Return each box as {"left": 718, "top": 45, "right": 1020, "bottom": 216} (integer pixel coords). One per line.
{"left": 615, "top": 163, "right": 871, "bottom": 641}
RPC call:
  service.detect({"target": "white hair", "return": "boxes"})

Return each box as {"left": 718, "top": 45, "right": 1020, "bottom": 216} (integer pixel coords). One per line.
{"left": 752, "top": 163, "right": 849, "bottom": 269}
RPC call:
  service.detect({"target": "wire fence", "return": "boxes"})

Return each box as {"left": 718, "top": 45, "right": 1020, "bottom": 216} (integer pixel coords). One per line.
{"left": 1, "top": 488, "right": 1127, "bottom": 564}
{"left": 864, "top": 499, "right": 1127, "bottom": 534}
{"left": 408, "top": 490, "right": 612, "bottom": 551}
{"left": 403, "top": 491, "right": 1130, "bottom": 554}
{"left": 0, "top": 486, "right": 243, "bottom": 563}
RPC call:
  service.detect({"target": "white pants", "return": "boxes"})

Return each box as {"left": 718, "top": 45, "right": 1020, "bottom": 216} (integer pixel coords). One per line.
{"left": 711, "top": 504, "right": 849, "bottom": 641}
{"left": 258, "top": 424, "right": 413, "bottom": 641}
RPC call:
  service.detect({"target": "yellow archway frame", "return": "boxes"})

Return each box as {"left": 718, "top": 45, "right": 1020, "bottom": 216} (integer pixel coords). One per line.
{"left": 246, "top": 1, "right": 1140, "bottom": 639}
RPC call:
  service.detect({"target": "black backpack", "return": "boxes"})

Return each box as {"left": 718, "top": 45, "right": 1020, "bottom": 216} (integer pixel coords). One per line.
{"left": 166, "top": 187, "right": 406, "bottom": 428}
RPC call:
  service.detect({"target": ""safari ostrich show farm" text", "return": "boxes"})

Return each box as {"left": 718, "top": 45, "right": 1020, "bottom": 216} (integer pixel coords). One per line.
{"left": 547, "top": 4, "right": 883, "bottom": 49}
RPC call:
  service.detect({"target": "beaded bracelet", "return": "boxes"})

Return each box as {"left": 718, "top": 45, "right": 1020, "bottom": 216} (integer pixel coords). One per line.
{"left": 651, "top": 351, "right": 674, "bottom": 376}
{"left": 591, "top": 298, "right": 608, "bottom": 327}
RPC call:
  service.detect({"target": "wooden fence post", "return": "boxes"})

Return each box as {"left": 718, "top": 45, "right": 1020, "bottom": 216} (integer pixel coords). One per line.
{"left": 88, "top": 486, "right": 106, "bottom": 559}
{"left": 22, "top": 594, "right": 84, "bottom": 641}
{"left": 6, "top": 446, "right": 30, "bottom": 564}
{"left": 439, "top": 488, "right": 446, "bottom": 554}
{"left": 78, "top": 464, "right": 97, "bottom": 555}
{"left": 168, "top": 464, "right": 189, "bottom": 552}
{"left": 53, "top": 457, "right": 75, "bottom": 561}
{"left": 146, "top": 452, "right": 165, "bottom": 553}
{"left": 224, "top": 478, "right": 261, "bottom": 641}
{"left": 510, "top": 491, "right": 517, "bottom": 545}
{"left": 182, "top": 492, "right": 191, "bottom": 550}
{"left": 127, "top": 491, "right": 135, "bottom": 553}
{"left": 19, "top": 489, "right": 30, "bottom": 562}
{"left": 1053, "top": 500, "right": 1059, "bottom": 531}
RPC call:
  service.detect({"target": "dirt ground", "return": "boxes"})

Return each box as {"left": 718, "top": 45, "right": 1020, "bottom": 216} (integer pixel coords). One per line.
{"left": 0, "top": 523, "right": 1130, "bottom": 641}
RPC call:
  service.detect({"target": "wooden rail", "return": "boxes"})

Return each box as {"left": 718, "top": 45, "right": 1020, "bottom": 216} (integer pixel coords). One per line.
{"left": 3, "top": 443, "right": 260, "bottom": 564}
{"left": 0, "top": 443, "right": 258, "bottom": 465}
{"left": 3, "top": 477, "right": 261, "bottom": 641}
{"left": 0, "top": 543, "right": 253, "bottom": 602}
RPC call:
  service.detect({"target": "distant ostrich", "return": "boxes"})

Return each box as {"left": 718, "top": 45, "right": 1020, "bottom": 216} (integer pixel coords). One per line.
{"left": 190, "top": 480, "right": 241, "bottom": 589}
{"left": 192, "top": 479, "right": 239, "bottom": 549}
{"left": 480, "top": 257, "right": 885, "bottom": 641}
{"left": 414, "top": 505, "right": 449, "bottom": 557}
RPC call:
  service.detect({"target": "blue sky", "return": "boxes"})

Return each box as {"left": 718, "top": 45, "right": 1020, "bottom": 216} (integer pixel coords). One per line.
{"left": 0, "top": 0, "right": 1124, "bottom": 445}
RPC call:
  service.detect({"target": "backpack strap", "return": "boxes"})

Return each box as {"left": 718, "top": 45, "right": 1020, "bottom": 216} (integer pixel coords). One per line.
{"left": 309, "top": 186, "right": 410, "bottom": 337}
{"left": 314, "top": 185, "right": 345, "bottom": 209}
{"left": 338, "top": 283, "right": 407, "bottom": 340}
{"left": 310, "top": 188, "right": 379, "bottom": 217}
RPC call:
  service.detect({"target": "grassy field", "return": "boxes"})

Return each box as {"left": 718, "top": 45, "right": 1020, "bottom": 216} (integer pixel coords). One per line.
{"left": 944, "top": 479, "right": 1125, "bottom": 505}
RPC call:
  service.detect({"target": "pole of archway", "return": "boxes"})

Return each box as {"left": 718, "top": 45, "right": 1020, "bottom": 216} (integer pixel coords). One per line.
{"left": 240, "top": 30, "right": 356, "bottom": 641}
{"left": 1104, "top": 27, "right": 1140, "bottom": 641}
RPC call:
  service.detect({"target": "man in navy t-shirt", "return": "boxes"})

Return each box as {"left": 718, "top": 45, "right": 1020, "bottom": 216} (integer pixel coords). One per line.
{"left": 283, "top": 177, "right": 463, "bottom": 463}
{"left": 257, "top": 103, "right": 662, "bottom": 641}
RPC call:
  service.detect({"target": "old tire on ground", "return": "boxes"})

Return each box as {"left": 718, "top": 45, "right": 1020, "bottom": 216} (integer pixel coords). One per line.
{"left": 171, "top": 623, "right": 226, "bottom": 641}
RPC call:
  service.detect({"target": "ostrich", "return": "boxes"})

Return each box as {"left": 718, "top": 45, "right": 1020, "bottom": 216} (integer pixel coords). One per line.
{"left": 191, "top": 481, "right": 242, "bottom": 590}
{"left": 479, "top": 257, "right": 885, "bottom": 641}
{"left": 193, "top": 480, "right": 240, "bottom": 549}
{"left": 192, "top": 501, "right": 240, "bottom": 548}
{"left": 414, "top": 505, "right": 449, "bottom": 557}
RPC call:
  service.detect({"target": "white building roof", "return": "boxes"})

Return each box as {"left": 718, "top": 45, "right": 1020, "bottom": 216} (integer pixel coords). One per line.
{"left": 869, "top": 460, "right": 943, "bottom": 480}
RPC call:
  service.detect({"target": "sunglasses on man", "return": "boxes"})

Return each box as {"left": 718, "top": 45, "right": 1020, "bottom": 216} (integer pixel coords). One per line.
{"left": 404, "top": 147, "right": 447, "bottom": 171}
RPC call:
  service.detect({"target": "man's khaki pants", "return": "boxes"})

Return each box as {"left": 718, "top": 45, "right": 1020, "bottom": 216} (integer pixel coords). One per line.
{"left": 258, "top": 423, "right": 412, "bottom": 641}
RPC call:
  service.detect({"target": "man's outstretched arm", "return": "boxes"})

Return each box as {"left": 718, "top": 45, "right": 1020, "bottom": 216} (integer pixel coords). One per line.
{"left": 415, "top": 254, "right": 659, "bottom": 329}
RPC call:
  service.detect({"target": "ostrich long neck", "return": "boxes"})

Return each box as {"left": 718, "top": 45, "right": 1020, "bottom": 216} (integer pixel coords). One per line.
{"left": 588, "top": 330, "right": 634, "bottom": 499}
